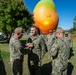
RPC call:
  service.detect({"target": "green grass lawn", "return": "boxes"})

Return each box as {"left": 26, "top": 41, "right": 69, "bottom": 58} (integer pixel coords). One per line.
{"left": 0, "top": 40, "right": 76, "bottom": 75}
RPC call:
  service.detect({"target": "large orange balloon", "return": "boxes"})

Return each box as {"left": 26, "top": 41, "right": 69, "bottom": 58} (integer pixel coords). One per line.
{"left": 33, "top": 0, "right": 59, "bottom": 34}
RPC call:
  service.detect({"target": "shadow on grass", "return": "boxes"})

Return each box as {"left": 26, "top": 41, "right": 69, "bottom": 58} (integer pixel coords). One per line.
{"left": 41, "top": 62, "right": 52, "bottom": 75}
{"left": 67, "top": 62, "right": 74, "bottom": 75}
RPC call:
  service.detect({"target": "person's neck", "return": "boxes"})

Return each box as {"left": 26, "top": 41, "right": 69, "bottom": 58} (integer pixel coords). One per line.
{"left": 32, "top": 33, "right": 38, "bottom": 37}
{"left": 58, "top": 37, "right": 63, "bottom": 39}
{"left": 32, "top": 35, "right": 36, "bottom": 37}
{"left": 14, "top": 34, "right": 19, "bottom": 39}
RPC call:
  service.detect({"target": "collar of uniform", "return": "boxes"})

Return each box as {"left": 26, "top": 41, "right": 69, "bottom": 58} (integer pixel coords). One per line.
{"left": 31, "top": 34, "right": 39, "bottom": 41}
{"left": 13, "top": 35, "right": 18, "bottom": 40}
{"left": 59, "top": 38, "right": 64, "bottom": 42}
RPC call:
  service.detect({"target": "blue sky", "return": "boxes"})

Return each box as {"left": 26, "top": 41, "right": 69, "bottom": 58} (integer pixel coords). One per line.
{"left": 23, "top": 0, "right": 76, "bottom": 30}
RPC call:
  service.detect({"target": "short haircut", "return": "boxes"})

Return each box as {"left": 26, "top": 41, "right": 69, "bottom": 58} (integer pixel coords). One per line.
{"left": 30, "top": 26, "right": 40, "bottom": 34}
{"left": 14, "top": 27, "right": 23, "bottom": 34}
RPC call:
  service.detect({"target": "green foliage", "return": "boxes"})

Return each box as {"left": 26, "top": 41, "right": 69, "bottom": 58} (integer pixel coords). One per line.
{"left": 73, "top": 16, "right": 76, "bottom": 30}
{"left": 70, "top": 16, "right": 76, "bottom": 34}
{"left": 0, "top": 0, "right": 34, "bottom": 38}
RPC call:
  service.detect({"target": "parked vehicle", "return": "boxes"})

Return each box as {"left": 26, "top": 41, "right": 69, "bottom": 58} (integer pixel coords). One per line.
{"left": 0, "top": 32, "right": 6, "bottom": 40}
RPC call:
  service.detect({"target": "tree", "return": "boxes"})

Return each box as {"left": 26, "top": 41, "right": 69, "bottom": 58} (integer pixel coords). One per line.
{"left": 0, "top": 0, "right": 34, "bottom": 40}
{"left": 73, "top": 16, "right": 76, "bottom": 30}
{"left": 69, "top": 16, "right": 76, "bottom": 34}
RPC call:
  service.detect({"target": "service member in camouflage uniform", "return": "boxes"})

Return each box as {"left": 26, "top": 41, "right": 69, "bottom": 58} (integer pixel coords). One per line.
{"left": 64, "top": 30, "right": 73, "bottom": 48}
{"left": 47, "top": 30, "right": 56, "bottom": 56}
{"left": 27, "top": 26, "right": 46, "bottom": 75}
{"left": 52, "top": 29, "right": 56, "bottom": 39}
{"left": 9, "top": 27, "right": 28, "bottom": 75}
{"left": 39, "top": 31, "right": 48, "bottom": 52}
{"left": 53, "top": 29, "right": 56, "bottom": 33}
{"left": 48, "top": 27, "right": 70, "bottom": 75}
{"left": 40, "top": 32, "right": 48, "bottom": 44}
{"left": 64, "top": 30, "right": 73, "bottom": 59}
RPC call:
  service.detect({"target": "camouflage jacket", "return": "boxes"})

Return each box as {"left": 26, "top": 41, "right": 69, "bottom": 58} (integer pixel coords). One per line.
{"left": 64, "top": 36, "right": 73, "bottom": 48}
{"left": 28, "top": 34, "right": 46, "bottom": 61}
{"left": 47, "top": 34, "right": 56, "bottom": 53}
{"left": 9, "top": 36, "right": 27, "bottom": 61}
{"left": 50, "top": 38, "right": 70, "bottom": 70}
{"left": 50, "top": 38, "right": 70, "bottom": 60}
{"left": 39, "top": 34, "right": 48, "bottom": 44}
{"left": 47, "top": 33, "right": 56, "bottom": 44}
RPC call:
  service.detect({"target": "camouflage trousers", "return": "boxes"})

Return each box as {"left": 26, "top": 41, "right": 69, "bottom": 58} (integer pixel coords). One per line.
{"left": 52, "top": 66, "right": 67, "bottom": 75}
{"left": 10, "top": 58, "right": 23, "bottom": 75}
{"left": 51, "top": 59, "right": 68, "bottom": 75}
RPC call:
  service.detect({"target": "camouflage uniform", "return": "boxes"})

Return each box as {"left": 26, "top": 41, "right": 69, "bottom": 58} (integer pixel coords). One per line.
{"left": 27, "top": 34, "right": 46, "bottom": 75}
{"left": 48, "top": 28, "right": 70, "bottom": 75}
{"left": 50, "top": 38, "right": 70, "bottom": 75}
{"left": 9, "top": 35, "right": 27, "bottom": 75}
{"left": 64, "top": 31, "right": 73, "bottom": 59}
{"left": 39, "top": 34, "right": 48, "bottom": 52}
{"left": 40, "top": 34, "right": 48, "bottom": 43}
{"left": 47, "top": 33, "right": 56, "bottom": 56}
{"left": 68, "top": 33, "right": 73, "bottom": 49}
{"left": 64, "top": 36, "right": 73, "bottom": 48}
{"left": 64, "top": 31, "right": 73, "bottom": 48}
